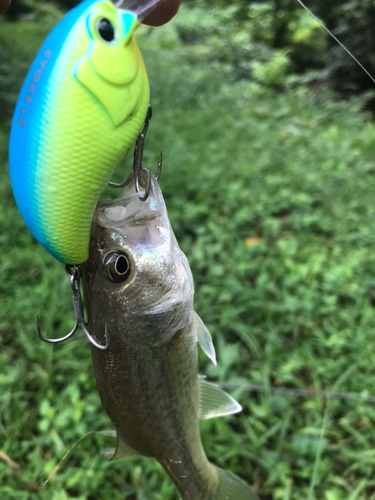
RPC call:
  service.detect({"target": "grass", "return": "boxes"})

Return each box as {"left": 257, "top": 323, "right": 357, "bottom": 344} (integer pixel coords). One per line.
{"left": 2, "top": 8, "right": 375, "bottom": 500}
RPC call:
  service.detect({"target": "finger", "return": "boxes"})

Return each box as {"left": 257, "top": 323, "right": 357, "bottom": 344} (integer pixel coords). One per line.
{"left": 143, "top": 0, "right": 180, "bottom": 27}
{"left": 0, "top": 0, "right": 11, "bottom": 15}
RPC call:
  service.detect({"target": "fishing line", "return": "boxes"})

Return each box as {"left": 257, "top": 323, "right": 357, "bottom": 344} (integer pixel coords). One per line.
{"left": 222, "top": 383, "right": 375, "bottom": 403}
{"left": 296, "top": 0, "right": 375, "bottom": 86}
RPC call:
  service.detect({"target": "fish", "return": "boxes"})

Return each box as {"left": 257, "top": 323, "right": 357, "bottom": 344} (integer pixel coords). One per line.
{"left": 81, "top": 174, "right": 259, "bottom": 500}
{"left": 8, "top": 0, "right": 164, "bottom": 265}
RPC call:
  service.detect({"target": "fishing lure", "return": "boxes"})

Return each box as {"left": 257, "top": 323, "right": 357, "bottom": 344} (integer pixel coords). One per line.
{"left": 9, "top": 0, "right": 163, "bottom": 265}
{"left": 81, "top": 173, "right": 259, "bottom": 500}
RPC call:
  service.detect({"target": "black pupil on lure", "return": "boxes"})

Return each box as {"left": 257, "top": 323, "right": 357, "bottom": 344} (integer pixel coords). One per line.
{"left": 116, "top": 255, "right": 129, "bottom": 275}
{"left": 98, "top": 18, "right": 115, "bottom": 42}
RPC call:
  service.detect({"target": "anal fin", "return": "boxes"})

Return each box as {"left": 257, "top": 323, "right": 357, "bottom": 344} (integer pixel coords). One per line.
{"left": 99, "top": 430, "right": 138, "bottom": 461}
{"left": 199, "top": 379, "right": 242, "bottom": 420}
{"left": 210, "top": 466, "right": 260, "bottom": 500}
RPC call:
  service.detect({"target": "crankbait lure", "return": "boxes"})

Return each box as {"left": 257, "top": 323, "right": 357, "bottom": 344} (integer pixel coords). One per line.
{"left": 9, "top": 0, "right": 163, "bottom": 265}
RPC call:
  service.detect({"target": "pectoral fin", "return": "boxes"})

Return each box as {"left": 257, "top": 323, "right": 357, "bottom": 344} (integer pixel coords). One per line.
{"left": 195, "top": 312, "right": 217, "bottom": 365}
{"left": 199, "top": 379, "right": 242, "bottom": 420}
{"left": 100, "top": 430, "right": 138, "bottom": 461}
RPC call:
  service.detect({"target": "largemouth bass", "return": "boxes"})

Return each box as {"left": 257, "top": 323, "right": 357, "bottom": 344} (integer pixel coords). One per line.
{"left": 82, "top": 174, "right": 258, "bottom": 500}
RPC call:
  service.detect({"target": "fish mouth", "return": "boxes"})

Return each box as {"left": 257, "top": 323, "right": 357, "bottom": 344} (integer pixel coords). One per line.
{"left": 96, "top": 171, "right": 165, "bottom": 228}
{"left": 98, "top": 191, "right": 145, "bottom": 225}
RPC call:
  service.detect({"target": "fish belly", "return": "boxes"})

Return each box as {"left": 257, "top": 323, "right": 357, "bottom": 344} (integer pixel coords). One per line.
{"left": 89, "top": 322, "right": 217, "bottom": 498}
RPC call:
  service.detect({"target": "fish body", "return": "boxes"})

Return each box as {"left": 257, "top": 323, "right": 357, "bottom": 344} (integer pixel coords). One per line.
{"left": 82, "top": 175, "right": 258, "bottom": 500}
{"left": 9, "top": 0, "right": 151, "bottom": 265}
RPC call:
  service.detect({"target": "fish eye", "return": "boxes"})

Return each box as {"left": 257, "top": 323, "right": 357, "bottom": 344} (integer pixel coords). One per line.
{"left": 104, "top": 252, "right": 132, "bottom": 283}
{"left": 97, "top": 18, "right": 116, "bottom": 43}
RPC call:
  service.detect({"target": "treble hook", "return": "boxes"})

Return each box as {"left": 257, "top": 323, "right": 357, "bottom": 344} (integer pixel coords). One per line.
{"left": 109, "top": 105, "right": 162, "bottom": 200}
{"left": 36, "top": 265, "right": 110, "bottom": 350}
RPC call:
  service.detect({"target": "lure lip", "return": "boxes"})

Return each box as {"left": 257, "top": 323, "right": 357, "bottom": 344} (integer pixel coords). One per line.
{"left": 111, "top": 0, "right": 165, "bottom": 22}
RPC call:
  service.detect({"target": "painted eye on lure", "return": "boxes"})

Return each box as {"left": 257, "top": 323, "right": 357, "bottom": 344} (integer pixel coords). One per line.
{"left": 104, "top": 252, "right": 132, "bottom": 283}
{"left": 97, "top": 18, "right": 116, "bottom": 42}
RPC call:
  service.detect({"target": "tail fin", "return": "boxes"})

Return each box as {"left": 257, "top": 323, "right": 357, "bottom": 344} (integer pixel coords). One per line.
{"left": 208, "top": 466, "right": 259, "bottom": 500}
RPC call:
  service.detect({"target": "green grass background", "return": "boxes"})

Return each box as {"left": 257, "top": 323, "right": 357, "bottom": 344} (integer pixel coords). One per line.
{"left": 2, "top": 5, "right": 375, "bottom": 500}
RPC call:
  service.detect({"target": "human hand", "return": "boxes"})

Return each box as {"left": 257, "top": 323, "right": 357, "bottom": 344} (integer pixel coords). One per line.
{"left": 0, "top": 0, "right": 180, "bottom": 23}
{"left": 143, "top": 0, "right": 180, "bottom": 26}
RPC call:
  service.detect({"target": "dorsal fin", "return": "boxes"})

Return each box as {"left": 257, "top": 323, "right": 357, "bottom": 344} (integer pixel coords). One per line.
{"left": 199, "top": 379, "right": 242, "bottom": 420}
{"left": 195, "top": 312, "right": 217, "bottom": 365}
